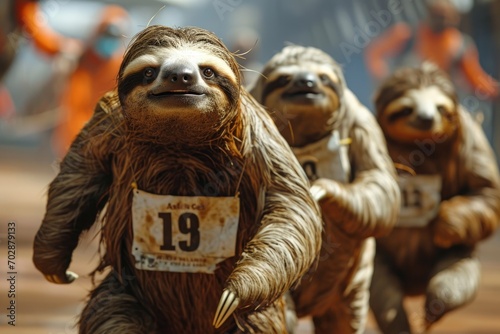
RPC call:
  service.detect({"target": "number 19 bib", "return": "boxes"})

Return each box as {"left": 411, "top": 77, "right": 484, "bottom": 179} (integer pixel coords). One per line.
{"left": 131, "top": 189, "right": 240, "bottom": 274}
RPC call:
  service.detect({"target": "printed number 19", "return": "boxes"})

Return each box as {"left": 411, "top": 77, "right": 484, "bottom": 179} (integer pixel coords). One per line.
{"left": 158, "top": 212, "right": 200, "bottom": 252}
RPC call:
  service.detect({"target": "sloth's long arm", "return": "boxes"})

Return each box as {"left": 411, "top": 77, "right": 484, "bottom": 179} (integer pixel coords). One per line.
{"left": 214, "top": 99, "right": 322, "bottom": 327}
{"left": 315, "top": 105, "right": 400, "bottom": 239}
{"left": 33, "top": 100, "right": 114, "bottom": 284}
{"left": 434, "top": 109, "right": 500, "bottom": 247}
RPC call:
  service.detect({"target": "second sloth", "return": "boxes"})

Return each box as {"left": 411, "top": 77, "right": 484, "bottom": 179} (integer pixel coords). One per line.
{"left": 251, "top": 46, "right": 401, "bottom": 333}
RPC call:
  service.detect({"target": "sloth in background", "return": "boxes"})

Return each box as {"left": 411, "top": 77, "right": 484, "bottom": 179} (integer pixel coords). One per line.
{"left": 372, "top": 63, "right": 500, "bottom": 333}
{"left": 32, "top": 26, "right": 322, "bottom": 334}
{"left": 251, "top": 45, "right": 400, "bottom": 334}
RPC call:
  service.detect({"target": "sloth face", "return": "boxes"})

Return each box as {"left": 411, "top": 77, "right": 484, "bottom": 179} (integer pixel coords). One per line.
{"left": 376, "top": 64, "right": 459, "bottom": 144}
{"left": 117, "top": 26, "right": 240, "bottom": 143}
{"left": 260, "top": 61, "right": 342, "bottom": 147}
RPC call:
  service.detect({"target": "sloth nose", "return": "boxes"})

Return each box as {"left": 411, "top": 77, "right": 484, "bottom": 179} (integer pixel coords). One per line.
{"left": 161, "top": 62, "right": 197, "bottom": 88}
{"left": 416, "top": 113, "right": 434, "bottom": 129}
{"left": 293, "top": 72, "right": 318, "bottom": 88}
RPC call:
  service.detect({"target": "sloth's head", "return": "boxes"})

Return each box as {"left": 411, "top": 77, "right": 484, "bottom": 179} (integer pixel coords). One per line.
{"left": 375, "top": 63, "right": 459, "bottom": 144}
{"left": 251, "top": 45, "right": 344, "bottom": 147}
{"left": 117, "top": 25, "right": 241, "bottom": 144}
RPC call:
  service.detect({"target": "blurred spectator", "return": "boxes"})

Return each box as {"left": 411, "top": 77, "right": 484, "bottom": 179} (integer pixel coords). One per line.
{"left": 365, "top": 0, "right": 498, "bottom": 99}
{"left": 1, "top": 2, "right": 129, "bottom": 155}
{"left": 1, "top": 0, "right": 77, "bottom": 121}
{"left": 1, "top": 0, "right": 79, "bottom": 80}
{"left": 51, "top": 5, "right": 130, "bottom": 157}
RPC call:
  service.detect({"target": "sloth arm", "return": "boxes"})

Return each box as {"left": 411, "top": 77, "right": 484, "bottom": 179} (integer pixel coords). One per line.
{"left": 33, "top": 100, "right": 114, "bottom": 282}
{"left": 315, "top": 93, "right": 400, "bottom": 239}
{"left": 434, "top": 110, "right": 500, "bottom": 247}
{"left": 225, "top": 102, "right": 322, "bottom": 309}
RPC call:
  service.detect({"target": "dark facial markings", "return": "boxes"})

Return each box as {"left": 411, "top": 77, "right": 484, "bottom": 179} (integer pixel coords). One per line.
{"left": 118, "top": 68, "right": 159, "bottom": 102}
{"left": 262, "top": 75, "right": 292, "bottom": 102}
{"left": 319, "top": 73, "right": 343, "bottom": 98}
{"left": 388, "top": 107, "right": 414, "bottom": 123}
{"left": 118, "top": 61, "right": 238, "bottom": 110}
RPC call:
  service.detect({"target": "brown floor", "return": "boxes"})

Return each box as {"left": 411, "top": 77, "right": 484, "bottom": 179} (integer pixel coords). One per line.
{"left": 1, "top": 145, "right": 499, "bottom": 333}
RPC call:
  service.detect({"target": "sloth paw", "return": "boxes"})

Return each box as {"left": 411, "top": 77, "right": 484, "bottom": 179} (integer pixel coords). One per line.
{"left": 45, "top": 271, "right": 78, "bottom": 284}
{"left": 310, "top": 184, "right": 327, "bottom": 202}
{"left": 213, "top": 289, "right": 240, "bottom": 328}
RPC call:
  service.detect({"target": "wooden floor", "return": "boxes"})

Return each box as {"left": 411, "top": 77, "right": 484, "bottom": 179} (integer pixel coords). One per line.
{"left": 1, "top": 145, "right": 499, "bottom": 333}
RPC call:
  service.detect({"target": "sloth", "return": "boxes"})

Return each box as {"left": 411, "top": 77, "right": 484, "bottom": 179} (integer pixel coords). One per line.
{"left": 32, "top": 26, "right": 323, "bottom": 334}
{"left": 250, "top": 45, "right": 400, "bottom": 333}
{"left": 371, "top": 63, "right": 500, "bottom": 333}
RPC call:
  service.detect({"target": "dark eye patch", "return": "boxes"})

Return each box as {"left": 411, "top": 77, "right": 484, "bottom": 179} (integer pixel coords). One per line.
{"left": 388, "top": 107, "right": 413, "bottom": 123}
{"left": 319, "top": 73, "right": 343, "bottom": 98}
{"left": 118, "top": 67, "right": 158, "bottom": 101}
{"left": 261, "top": 75, "right": 292, "bottom": 101}
{"left": 210, "top": 74, "right": 239, "bottom": 108}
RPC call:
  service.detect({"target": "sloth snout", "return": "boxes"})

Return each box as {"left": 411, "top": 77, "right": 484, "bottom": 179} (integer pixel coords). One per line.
{"left": 415, "top": 112, "right": 435, "bottom": 129}
{"left": 293, "top": 72, "right": 318, "bottom": 89}
{"left": 161, "top": 62, "right": 198, "bottom": 88}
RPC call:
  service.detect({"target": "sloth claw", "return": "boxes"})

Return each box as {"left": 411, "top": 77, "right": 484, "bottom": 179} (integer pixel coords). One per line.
{"left": 213, "top": 289, "right": 240, "bottom": 328}
{"left": 310, "top": 185, "right": 327, "bottom": 201}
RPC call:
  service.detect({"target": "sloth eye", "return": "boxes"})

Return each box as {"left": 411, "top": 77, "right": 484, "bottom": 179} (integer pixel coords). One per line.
{"left": 399, "top": 107, "right": 413, "bottom": 116}
{"left": 143, "top": 67, "right": 157, "bottom": 79}
{"left": 202, "top": 68, "right": 215, "bottom": 78}
{"left": 319, "top": 74, "right": 330, "bottom": 83}
{"left": 277, "top": 75, "right": 291, "bottom": 86}
{"left": 388, "top": 107, "right": 413, "bottom": 123}
{"left": 437, "top": 105, "right": 447, "bottom": 114}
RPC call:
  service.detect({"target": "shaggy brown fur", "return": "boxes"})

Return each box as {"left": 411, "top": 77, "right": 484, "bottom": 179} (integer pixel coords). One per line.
{"left": 251, "top": 45, "right": 400, "bottom": 333}
{"left": 32, "top": 26, "right": 322, "bottom": 334}
{"left": 372, "top": 63, "right": 500, "bottom": 333}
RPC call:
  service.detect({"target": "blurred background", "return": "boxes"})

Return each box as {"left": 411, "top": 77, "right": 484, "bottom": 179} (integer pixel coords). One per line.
{"left": 0, "top": 0, "right": 499, "bottom": 333}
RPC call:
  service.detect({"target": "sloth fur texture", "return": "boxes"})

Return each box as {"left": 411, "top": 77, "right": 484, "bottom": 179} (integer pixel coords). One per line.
{"left": 32, "top": 26, "right": 322, "bottom": 334}
{"left": 371, "top": 63, "right": 500, "bottom": 333}
{"left": 251, "top": 45, "right": 400, "bottom": 334}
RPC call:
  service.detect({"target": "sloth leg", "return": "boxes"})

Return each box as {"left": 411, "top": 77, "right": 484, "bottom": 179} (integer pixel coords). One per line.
{"left": 313, "top": 239, "right": 374, "bottom": 334}
{"left": 78, "top": 271, "right": 157, "bottom": 334}
{"left": 370, "top": 254, "right": 411, "bottom": 334}
{"left": 425, "top": 248, "right": 480, "bottom": 328}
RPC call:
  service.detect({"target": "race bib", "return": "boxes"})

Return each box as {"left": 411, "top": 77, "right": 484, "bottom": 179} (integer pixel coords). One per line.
{"left": 397, "top": 174, "right": 442, "bottom": 227}
{"left": 292, "top": 131, "right": 350, "bottom": 183}
{"left": 131, "top": 189, "right": 240, "bottom": 274}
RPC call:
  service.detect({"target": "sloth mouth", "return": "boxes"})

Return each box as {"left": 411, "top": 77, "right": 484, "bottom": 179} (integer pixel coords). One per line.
{"left": 149, "top": 85, "right": 208, "bottom": 98}
{"left": 282, "top": 87, "right": 324, "bottom": 100}
{"left": 150, "top": 90, "right": 205, "bottom": 98}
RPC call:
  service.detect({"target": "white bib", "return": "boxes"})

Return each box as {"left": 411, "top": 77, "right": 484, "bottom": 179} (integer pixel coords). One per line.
{"left": 397, "top": 174, "right": 442, "bottom": 227}
{"left": 131, "top": 189, "right": 240, "bottom": 274}
{"left": 292, "top": 131, "right": 350, "bottom": 183}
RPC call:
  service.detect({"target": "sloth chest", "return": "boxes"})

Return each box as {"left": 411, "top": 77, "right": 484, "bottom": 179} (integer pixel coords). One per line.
{"left": 292, "top": 130, "right": 351, "bottom": 183}
{"left": 106, "top": 154, "right": 255, "bottom": 272}
{"left": 396, "top": 174, "right": 442, "bottom": 228}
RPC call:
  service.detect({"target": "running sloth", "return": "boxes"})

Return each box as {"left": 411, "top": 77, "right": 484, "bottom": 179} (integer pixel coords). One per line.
{"left": 371, "top": 63, "right": 500, "bottom": 333}
{"left": 32, "top": 26, "right": 322, "bottom": 334}
{"left": 251, "top": 45, "right": 400, "bottom": 333}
